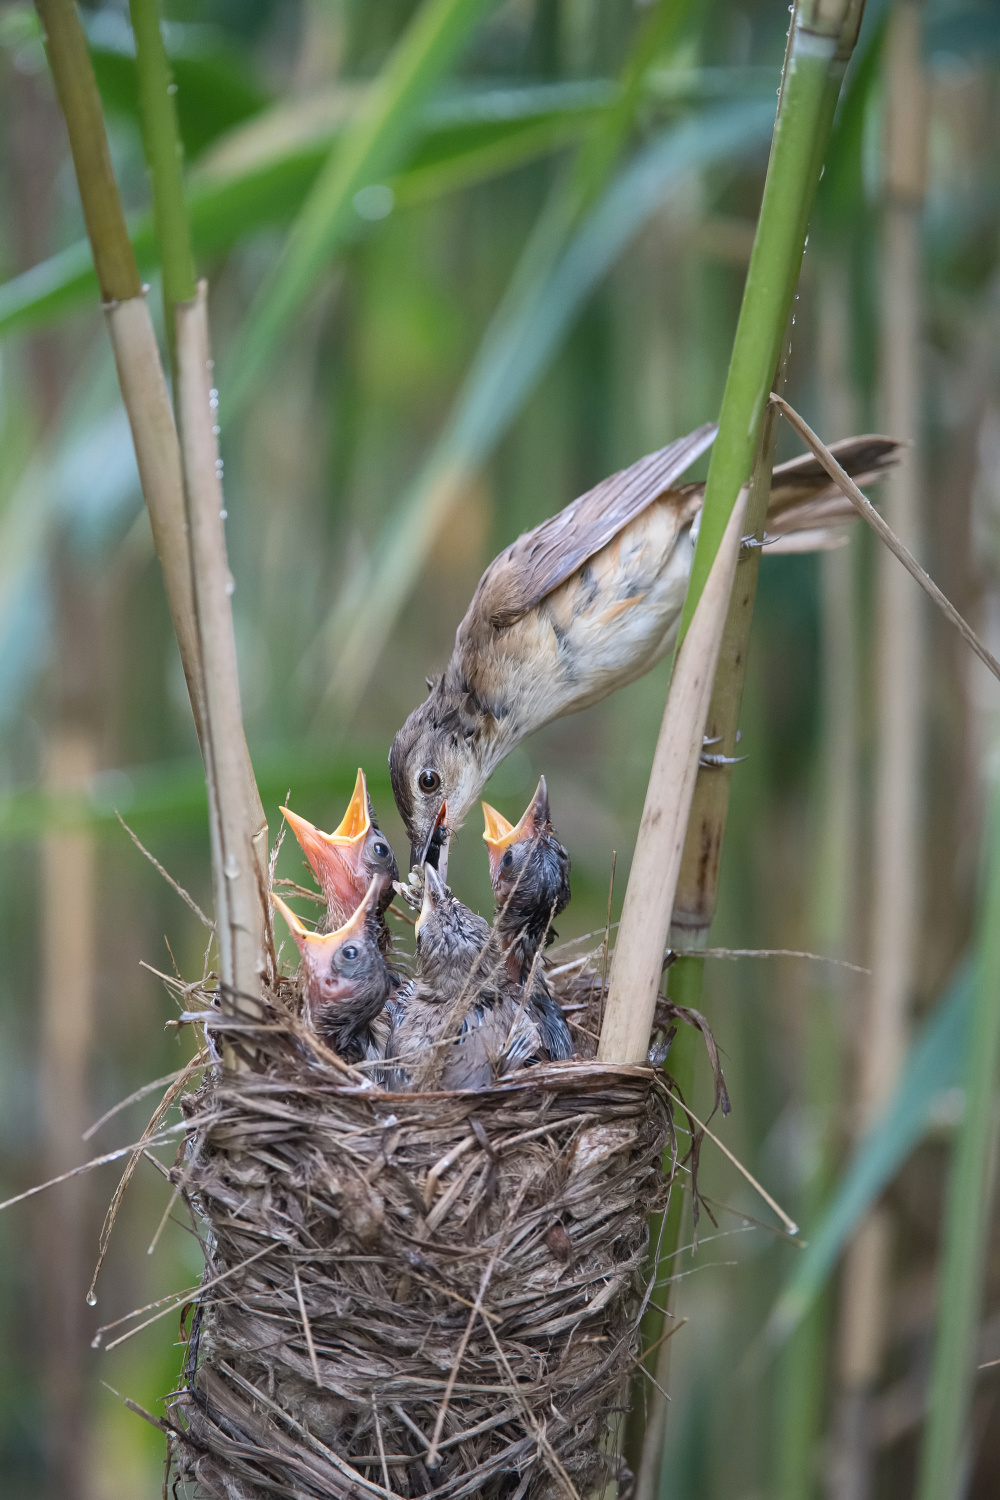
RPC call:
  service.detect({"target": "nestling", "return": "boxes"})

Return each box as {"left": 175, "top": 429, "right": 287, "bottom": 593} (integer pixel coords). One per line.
{"left": 386, "top": 865, "right": 545, "bottom": 1092}
{"left": 482, "top": 776, "right": 573, "bottom": 1061}
{"left": 390, "top": 426, "right": 902, "bottom": 864}
{"left": 281, "top": 767, "right": 398, "bottom": 949}
{"left": 273, "top": 879, "right": 394, "bottom": 1067}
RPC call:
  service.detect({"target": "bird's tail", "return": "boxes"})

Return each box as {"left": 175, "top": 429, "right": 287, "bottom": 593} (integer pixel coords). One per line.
{"left": 761, "top": 434, "right": 903, "bottom": 553}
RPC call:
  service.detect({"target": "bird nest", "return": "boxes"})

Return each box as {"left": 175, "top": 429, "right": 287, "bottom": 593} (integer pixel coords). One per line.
{"left": 161, "top": 982, "right": 676, "bottom": 1500}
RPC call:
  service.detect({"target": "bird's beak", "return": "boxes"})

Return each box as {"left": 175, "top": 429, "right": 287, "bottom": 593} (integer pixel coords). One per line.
{"left": 272, "top": 890, "right": 340, "bottom": 978}
{"left": 414, "top": 862, "right": 444, "bottom": 941}
{"left": 272, "top": 890, "right": 311, "bottom": 946}
{"left": 412, "top": 799, "right": 448, "bottom": 874}
{"left": 523, "top": 775, "right": 551, "bottom": 834}
{"left": 482, "top": 800, "right": 516, "bottom": 885}
{"left": 482, "top": 777, "right": 550, "bottom": 884}
{"left": 273, "top": 880, "right": 378, "bottom": 1004}
{"left": 281, "top": 769, "right": 371, "bottom": 902}
{"left": 331, "top": 768, "right": 371, "bottom": 843}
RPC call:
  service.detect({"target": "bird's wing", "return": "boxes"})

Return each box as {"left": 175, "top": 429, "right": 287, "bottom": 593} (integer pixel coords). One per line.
{"left": 466, "top": 424, "right": 717, "bottom": 633}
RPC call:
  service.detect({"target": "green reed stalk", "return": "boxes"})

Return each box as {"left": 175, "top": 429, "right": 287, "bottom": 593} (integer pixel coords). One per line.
{"left": 622, "top": 0, "right": 866, "bottom": 1482}
{"left": 677, "top": 0, "right": 864, "bottom": 644}
{"left": 128, "top": 0, "right": 196, "bottom": 369}
{"left": 35, "top": 0, "right": 141, "bottom": 299}
{"left": 917, "top": 782, "right": 1000, "bottom": 1500}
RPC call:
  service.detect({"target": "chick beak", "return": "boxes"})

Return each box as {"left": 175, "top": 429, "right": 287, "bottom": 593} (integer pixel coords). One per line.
{"left": 523, "top": 775, "right": 551, "bottom": 834}
{"left": 482, "top": 800, "right": 516, "bottom": 887}
{"left": 281, "top": 769, "right": 372, "bottom": 906}
{"left": 414, "top": 862, "right": 445, "bottom": 942}
{"left": 273, "top": 880, "right": 378, "bottom": 1008}
{"left": 413, "top": 799, "right": 448, "bottom": 875}
{"left": 482, "top": 778, "right": 550, "bottom": 886}
{"left": 331, "top": 767, "right": 371, "bottom": 843}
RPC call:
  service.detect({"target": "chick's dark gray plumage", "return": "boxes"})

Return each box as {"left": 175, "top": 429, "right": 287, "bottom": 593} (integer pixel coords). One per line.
{"left": 483, "top": 776, "right": 573, "bottom": 1061}
{"left": 389, "top": 427, "right": 903, "bottom": 865}
{"left": 386, "top": 866, "right": 544, "bottom": 1092}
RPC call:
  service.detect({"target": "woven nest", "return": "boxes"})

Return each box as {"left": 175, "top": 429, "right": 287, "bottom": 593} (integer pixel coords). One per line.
{"left": 162, "top": 979, "right": 677, "bottom": 1500}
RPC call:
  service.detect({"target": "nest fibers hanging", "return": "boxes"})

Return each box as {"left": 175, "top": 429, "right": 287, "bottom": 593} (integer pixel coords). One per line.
{"left": 162, "top": 983, "right": 676, "bottom": 1500}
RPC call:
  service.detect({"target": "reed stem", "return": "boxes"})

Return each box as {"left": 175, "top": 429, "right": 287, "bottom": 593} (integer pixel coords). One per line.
{"left": 127, "top": 0, "right": 269, "bottom": 904}
{"left": 128, "top": 0, "right": 196, "bottom": 372}
{"left": 677, "top": 0, "right": 863, "bottom": 645}
{"left": 35, "top": 0, "right": 141, "bottom": 301}
{"left": 917, "top": 783, "right": 1000, "bottom": 1498}
{"left": 35, "top": 0, "right": 268, "bottom": 1040}
{"left": 175, "top": 285, "right": 267, "bottom": 1010}
{"left": 607, "top": 1, "right": 865, "bottom": 1477}
{"left": 598, "top": 491, "right": 748, "bottom": 1065}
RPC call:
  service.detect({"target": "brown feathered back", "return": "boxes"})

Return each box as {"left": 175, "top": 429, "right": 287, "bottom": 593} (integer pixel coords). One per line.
{"left": 473, "top": 423, "right": 717, "bottom": 630}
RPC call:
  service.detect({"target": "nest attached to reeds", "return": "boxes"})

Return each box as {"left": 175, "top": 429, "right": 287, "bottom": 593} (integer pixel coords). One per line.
{"left": 162, "top": 980, "right": 676, "bottom": 1500}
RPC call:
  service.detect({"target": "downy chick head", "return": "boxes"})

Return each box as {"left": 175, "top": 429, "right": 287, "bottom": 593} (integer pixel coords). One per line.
{"left": 273, "top": 878, "right": 392, "bottom": 1038}
{"left": 281, "top": 768, "right": 398, "bottom": 928}
{"left": 482, "top": 777, "right": 571, "bottom": 974}
{"left": 389, "top": 684, "right": 487, "bottom": 869}
{"left": 413, "top": 863, "right": 495, "bottom": 998}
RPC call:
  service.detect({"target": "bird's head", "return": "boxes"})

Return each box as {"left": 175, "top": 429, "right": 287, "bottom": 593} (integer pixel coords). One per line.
{"left": 481, "top": 775, "right": 553, "bottom": 899}
{"left": 413, "top": 863, "right": 492, "bottom": 987}
{"left": 389, "top": 689, "right": 486, "bottom": 869}
{"left": 482, "top": 777, "right": 571, "bottom": 964}
{"left": 281, "top": 769, "right": 397, "bottom": 920}
{"left": 272, "top": 878, "right": 389, "bottom": 1023}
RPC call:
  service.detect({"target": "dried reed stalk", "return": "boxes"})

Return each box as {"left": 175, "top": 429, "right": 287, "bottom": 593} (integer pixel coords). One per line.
{"left": 667, "top": 397, "right": 777, "bottom": 964}
{"left": 39, "top": 729, "right": 97, "bottom": 1496}
{"left": 774, "top": 260, "right": 858, "bottom": 1500}
{"left": 771, "top": 396, "right": 1000, "bottom": 683}
{"left": 175, "top": 284, "right": 267, "bottom": 1012}
{"left": 104, "top": 298, "right": 207, "bottom": 728}
{"left": 597, "top": 491, "right": 747, "bottom": 1066}
{"left": 838, "top": 10, "right": 928, "bottom": 1489}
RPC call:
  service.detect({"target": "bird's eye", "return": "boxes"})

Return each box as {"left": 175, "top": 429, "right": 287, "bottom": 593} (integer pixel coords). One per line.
{"left": 342, "top": 944, "right": 358, "bottom": 962}
{"left": 501, "top": 849, "right": 514, "bottom": 870}
{"left": 418, "top": 768, "right": 441, "bottom": 794}
{"left": 372, "top": 840, "right": 390, "bottom": 861}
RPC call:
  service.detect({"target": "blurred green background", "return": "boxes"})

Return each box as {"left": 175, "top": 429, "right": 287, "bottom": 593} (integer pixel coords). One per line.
{"left": 1, "top": 0, "right": 999, "bottom": 1495}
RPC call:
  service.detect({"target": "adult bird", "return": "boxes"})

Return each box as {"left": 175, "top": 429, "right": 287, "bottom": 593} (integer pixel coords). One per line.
{"left": 389, "top": 426, "right": 901, "bottom": 866}
{"left": 281, "top": 768, "right": 398, "bottom": 949}
{"left": 273, "top": 878, "right": 394, "bottom": 1068}
{"left": 386, "top": 865, "right": 544, "bottom": 1092}
{"left": 482, "top": 776, "right": 573, "bottom": 1061}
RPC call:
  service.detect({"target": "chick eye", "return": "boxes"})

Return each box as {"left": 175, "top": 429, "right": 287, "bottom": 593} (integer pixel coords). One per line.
{"left": 501, "top": 849, "right": 514, "bottom": 870}
{"left": 342, "top": 944, "right": 358, "bottom": 961}
{"left": 418, "top": 768, "right": 441, "bottom": 793}
{"left": 372, "top": 840, "right": 391, "bottom": 860}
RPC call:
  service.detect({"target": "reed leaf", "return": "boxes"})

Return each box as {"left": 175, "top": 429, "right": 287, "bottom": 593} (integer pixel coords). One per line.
{"left": 0, "top": 79, "right": 610, "bottom": 339}
{"left": 222, "top": 0, "right": 497, "bottom": 419}
{"left": 766, "top": 961, "right": 972, "bottom": 1347}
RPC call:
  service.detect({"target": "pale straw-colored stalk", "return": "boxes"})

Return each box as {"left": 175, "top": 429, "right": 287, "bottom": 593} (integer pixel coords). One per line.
{"left": 597, "top": 490, "right": 748, "bottom": 1064}
{"left": 175, "top": 285, "right": 267, "bottom": 1009}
